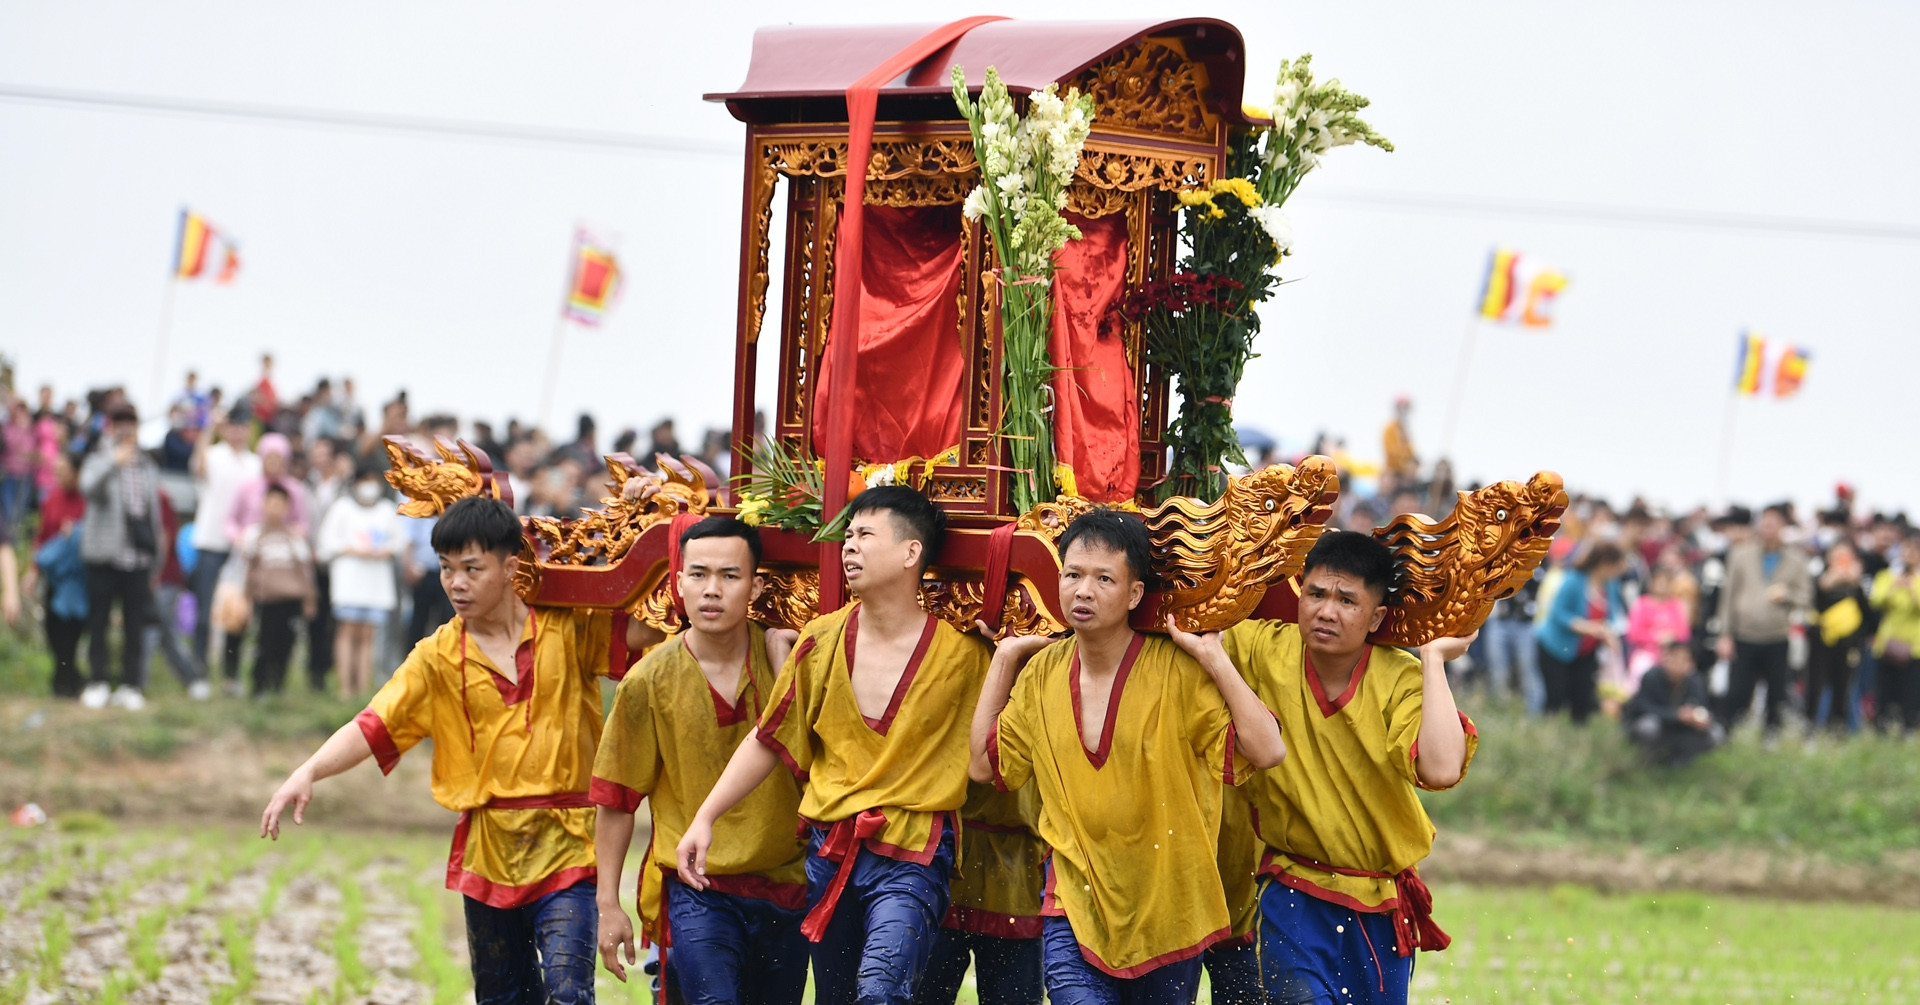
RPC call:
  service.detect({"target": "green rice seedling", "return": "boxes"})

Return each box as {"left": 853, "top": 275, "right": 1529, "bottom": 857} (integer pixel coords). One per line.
{"left": 129, "top": 905, "right": 169, "bottom": 984}
{"left": 218, "top": 913, "right": 257, "bottom": 999}
{"left": 38, "top": 911, "right": 70, "bottom": 987}
{"left": 332, "top": 871, "right": 371, "bottom": 1000}
{"left": 98, "top": 970, "right": 138, "bottom": 1005}
{"left": 407, "top": 873, "right": 468, "bottom": 1005}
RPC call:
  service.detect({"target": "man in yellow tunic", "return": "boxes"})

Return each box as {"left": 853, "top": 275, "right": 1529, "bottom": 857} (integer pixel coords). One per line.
{"left": 1221, "top": 531, "right": 1477, "bottom": 1005}
{"left": 591, "top": 516, "right": 809, "bottom": 1004}
{"left": 677, "top": 487, "right": 991, "bottom": 1005}
{"left": 912, "top": 782, "right": 1046, "bottom": 1005}
{"left": 969, "top": 509, "right": 1286, "bottom": 1004}
{"left": 1201, "top": 783, "right": 1264, "bottom": 1004}
{"left": 260, "top": 496, "right": 655, "bottom": 1004}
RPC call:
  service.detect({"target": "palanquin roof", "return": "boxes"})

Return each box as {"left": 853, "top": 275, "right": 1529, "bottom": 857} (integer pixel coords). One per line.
{"left": 706, "top": 18, "right": 1259, "bottom": 127}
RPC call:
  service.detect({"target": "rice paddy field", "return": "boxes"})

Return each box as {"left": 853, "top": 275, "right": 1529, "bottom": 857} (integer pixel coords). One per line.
{"left": 1, "top": 822, "right": 1917, "bottom": 1004}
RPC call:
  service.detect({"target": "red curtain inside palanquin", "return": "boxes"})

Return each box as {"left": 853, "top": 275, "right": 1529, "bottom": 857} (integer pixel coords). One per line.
{"left": 811, "top": 205, "right": 966, "bottom": 464}
{"left": 1049, "top": 212, "right": 1138, "bottom": 503}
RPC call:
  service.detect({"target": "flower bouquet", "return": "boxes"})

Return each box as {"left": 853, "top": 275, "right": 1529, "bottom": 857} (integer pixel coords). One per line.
{"left": 731, "top": 437, "right": 862, "bottom": 540}
{"left": 951, "top": 65, "right": 1095, "bottom": 514}
{"left": 1126, "top": 54, "right": 1391, "bottom": 503}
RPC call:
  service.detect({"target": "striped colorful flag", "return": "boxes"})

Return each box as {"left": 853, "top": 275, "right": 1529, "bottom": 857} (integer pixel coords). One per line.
{"left": 1734, "top": 331, "right": 1811, "bottom": 399}
{"left": 562, "top": 231, "right": 622, "bottom": 325}
{"left": 173, "top": 208, "right": 240, "bottom": 283}
{"left": 1476, "top": 247, "right": 1569, "bottom": 327}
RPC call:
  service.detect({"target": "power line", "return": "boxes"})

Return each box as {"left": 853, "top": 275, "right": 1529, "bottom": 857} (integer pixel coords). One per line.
{"left": 6, "top": 81, "right": 1919, "bottom": 243}
{"left": 0, "top": 82, "right": 734, "bottom": 158}
{"left": 1295, "top": 188, "right": 1920, "bottom": 244}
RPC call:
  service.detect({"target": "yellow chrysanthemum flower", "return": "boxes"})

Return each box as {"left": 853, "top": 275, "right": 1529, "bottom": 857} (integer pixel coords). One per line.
{"left": 1213, "top": 177, "right": 1262, "bottom": 208}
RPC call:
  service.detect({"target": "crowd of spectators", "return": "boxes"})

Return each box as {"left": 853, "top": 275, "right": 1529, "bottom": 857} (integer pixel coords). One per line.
{"left": 4, "top": 362, "right": 1916, "bottom": 770}
{"left": 1355, "top": 404, "right": 1920, "bottom": 768}
{"left": 0, "top": 355, "right": 726, "bottom": 706}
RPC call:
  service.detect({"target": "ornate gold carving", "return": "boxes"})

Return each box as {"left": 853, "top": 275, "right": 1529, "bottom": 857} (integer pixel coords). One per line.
{"left": 1145, "top": 457, "right": 1342, "bottom": 632}
{"left": 928, "top": 475, "right": 987, "bottom": 502}
{"left": 746, "top": 156, "right": 779, "bottom": 345}
{"left": 751, "top": 567, "right": 822, "bottom": 631}
{"left": 920, "top": 577, "right": 1064, "bottom": 637}
{"left": 1373, "top": 472, "right": 1569, "bottom": 647}
{"left": 525, "top": 458, "right": 709, "bottom": 568}
{"left": 637, "top": 578, "right": 679, "bottom": 634}
{"left": 1014, "top": 497, "right": 1100, "bottom": 543}
{"left": 1072, "top": 41, "right": 1217, "bottom": 143}
{"left": 762, "top": 138, "right": 978, "bottom": 183}
{"left": 381, "top": 436, "right": 492, "bottom": 517}
{"left": 1077, "top": 147, "right": 1210, "bottom": 193}
{"left": 866, "top": 174, "right": 971, "bottom": 207}
{"left": 1063, "top": 185, "right": 1134, "bottom": 219}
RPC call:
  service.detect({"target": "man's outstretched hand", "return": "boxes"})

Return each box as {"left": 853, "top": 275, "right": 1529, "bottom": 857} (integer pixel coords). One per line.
{"left": 260, "top": 769, "right": 314, "bottom": 840}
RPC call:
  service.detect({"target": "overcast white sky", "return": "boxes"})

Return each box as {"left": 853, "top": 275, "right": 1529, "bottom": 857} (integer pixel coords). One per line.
{"left": 3, "top": 1, "right": 1917, "bottom": 513}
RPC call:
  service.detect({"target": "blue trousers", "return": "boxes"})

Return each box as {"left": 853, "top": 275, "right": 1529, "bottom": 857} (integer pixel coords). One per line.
{"left": 1040, "top": 915, "right": 1201, "bottom": 1005}
{"left": 463, "top": 879, "right": 597, "bottom": 1005}
{"left": 805, "top": 825, "right": 955, "bottom": 1005}
{"left": 1202, "top": 937, "right": 1263, "bottom": 1005}
{"left": 661, "top": 879, "right": 808, "bottom": 1005}
{"left": 911, "top": 926, "right": 1043, "bottom": 1005}
{"left": 1258, "top": 883, "right": 1411, "bottom": 1005}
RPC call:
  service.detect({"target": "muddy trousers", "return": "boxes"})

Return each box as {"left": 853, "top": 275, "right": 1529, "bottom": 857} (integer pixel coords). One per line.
{"left": 913, "top": 928, "right": 1043, "bottom": 1005}
{"left": 464, "top": 879, "right": 597, "bottom": 1005}
{"left": 660, "top": 878, "right": 808, "bottom": 1005}
{"left": 1039, "top": 915, "right": 1202, "bottom": 1005}
{"left": 1202, "top": 936, "right": 1263, "bottom": 1005}
{"left": 804, "top": 824, "right": 954, "bottom": 1005}
{"left": 1257, "top": 883, "right": 1410, "bottom": 1005}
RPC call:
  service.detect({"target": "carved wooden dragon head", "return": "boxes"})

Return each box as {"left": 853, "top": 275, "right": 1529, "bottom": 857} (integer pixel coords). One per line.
{"left": 381, "top": 436, "right": 503, "bottom": 517}
{"left": 1373, "top": 471, "right": 1567, "bottom": 646}
{"left": 1145, "top": 455, "right": 1342, "bottom": 632}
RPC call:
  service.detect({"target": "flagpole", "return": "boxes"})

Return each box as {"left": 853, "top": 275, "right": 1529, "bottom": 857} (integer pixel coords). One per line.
{"left": 1438, "top": 314, "right": 1481, "bottom": 460}
{"left": 1715, "top": 392, "right": 1740, "bottom": 504}
{"left": 149, "top": 276, "right": 178, "bottom": 415}
{"left": 536, "top": 314, "right": 569, "bottom": 433}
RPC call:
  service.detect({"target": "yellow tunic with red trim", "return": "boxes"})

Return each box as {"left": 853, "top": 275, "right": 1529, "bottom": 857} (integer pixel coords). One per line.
{"left": 1216, "top": 783, "right": 1262, "bottom": 941}
{"left": 944, "top": 782, "right": 1046, "bottom": 939}
{"left": 755, "top": 602, "right": 988, "bottom": 859}
{"left": 990, "top": 633, "right": 1250, "bottom": 978}
{"left": 590, "top": 626, "right": 808, "bottom": 946}
{"left": 1220, "top": 621, "right": 1477, "bottom": 934}
{"left": 355, "top": 606, "right": 631, "bottom": 908}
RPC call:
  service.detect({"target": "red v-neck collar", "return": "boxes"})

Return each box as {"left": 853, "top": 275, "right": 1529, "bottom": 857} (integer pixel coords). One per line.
{"left": 844, "top": 605, "right": 936, "bottom": 735}
{"left": 1069, "top": 632, "right": 1144, "bottom": 769}
{"left": 686, "top": 637, "right": 756, "bottom": 727}
{"left": 1304, "top": 644, "right": 1371, "bottom": 717}
{"left": 463, "top": 611, "right": 538, "bottom": 706}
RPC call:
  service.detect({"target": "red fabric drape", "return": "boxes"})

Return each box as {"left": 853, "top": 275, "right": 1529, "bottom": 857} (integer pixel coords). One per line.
{"left": 817, "top": 15, "right": 1009, "bottom": 614}
{"left": 1049, "top": 213, "right": 1138, "bottom": 503}
{"left": 812, "top": 206, "right": 967, "bottom": 464}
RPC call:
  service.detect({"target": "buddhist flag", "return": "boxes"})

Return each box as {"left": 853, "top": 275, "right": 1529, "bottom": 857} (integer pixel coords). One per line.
{"left": 173, "top": 208, "right": 241, "bottom": 283}
{"left": 562, "top": 231, "right": 622, "bottom": 325}
{"left": 1733, "top": 331, "right": 1811, "bottom": 399}
{"left": 1476, "top": 247, "right": 1568, "bottom": 327}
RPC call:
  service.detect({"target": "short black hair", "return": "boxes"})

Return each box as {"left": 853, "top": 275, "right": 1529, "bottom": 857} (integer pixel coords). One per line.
{"left": 847, "top": 486, "right": 945, "bottom": 571}
{"left": 431, "top": 496, "right": 524, "bottom": 557}
{"left": 264, "top": 482, "right": 290, "bottom": 501}
{"left": 1302, "top": 531, "right": 1395, "bottom": 604}
{"left": 680, "top": 516, "right": 763, "bottom": 568}
{"left": 1058, "top": 508, "right": 1152, "bottom": 584}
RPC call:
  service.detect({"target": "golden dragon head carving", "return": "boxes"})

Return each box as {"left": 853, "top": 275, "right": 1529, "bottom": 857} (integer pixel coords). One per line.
{"left": 1144, "top": 456, "right": 1341, "bottom": 632}
{"left": 525, "top": 454, "right": 709, "bottom": 567}
{"left": 1372, "top": 471, "right": 1568, "bottom": 647}
{"left": 382, "top": 436, "right": 502, "bottom": 517}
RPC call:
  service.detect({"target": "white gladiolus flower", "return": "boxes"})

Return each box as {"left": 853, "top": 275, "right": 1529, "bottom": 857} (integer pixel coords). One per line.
{"left": 963, "top": 186, "right": 989, "bottom": 221}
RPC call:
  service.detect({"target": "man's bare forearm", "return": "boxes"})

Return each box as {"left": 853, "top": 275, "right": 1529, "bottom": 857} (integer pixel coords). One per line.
{"left": 969, "top": 651, "right": 1023, "bottom": 784}
{"left": 1413, "top": 649, "right": 1467, "bottom": 787}
{"left": 299, "top": 721, "right": 376, "bottom": 783}
{"left": 594, "top": 809, "right": 636, "bottom": 906}
{"left": 690, "top": 735, "right": 780, "bottom": 827}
